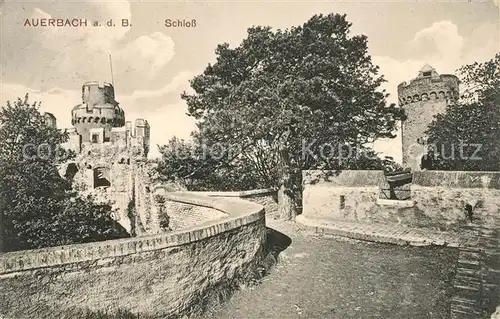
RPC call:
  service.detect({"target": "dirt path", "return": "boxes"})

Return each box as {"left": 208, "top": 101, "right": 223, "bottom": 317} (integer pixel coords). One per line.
{"left": 200, "top": 219, "right": 459, "bottom": 319}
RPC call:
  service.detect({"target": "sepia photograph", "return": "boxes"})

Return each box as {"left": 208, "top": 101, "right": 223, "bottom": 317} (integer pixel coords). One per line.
{"left": 0, "top": 0, "right": 499, "bottom": 318}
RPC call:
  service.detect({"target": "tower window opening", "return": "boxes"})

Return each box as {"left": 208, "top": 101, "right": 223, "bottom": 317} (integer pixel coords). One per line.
{"left": 93, "top": 167, "right": 111, "bottom": 188}
{"left": 420, "top": 154, "right": 433, "bottom": 170}
{"left": 340, "top": 195, "right": 346, "bottom": 210}
{"left": 423, "top": 71, "right": 432, "bottom": 77}
{"left": 91, "top": 133, "right": 99, "bottom": 143}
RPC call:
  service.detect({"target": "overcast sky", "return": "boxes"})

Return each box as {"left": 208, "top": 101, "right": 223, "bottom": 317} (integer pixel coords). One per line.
{"left": 1, "top": 0, "right": 499, "bottom": 161}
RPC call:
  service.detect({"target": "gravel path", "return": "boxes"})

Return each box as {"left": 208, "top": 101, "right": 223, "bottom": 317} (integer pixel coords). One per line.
{"left": 202, "top": 219, "right": 459, "bottom": 319}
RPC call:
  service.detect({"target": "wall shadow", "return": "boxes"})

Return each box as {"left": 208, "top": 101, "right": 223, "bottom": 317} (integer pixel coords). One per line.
{"left": 252, "top": 227, "right": 292, "bottom": 280}
{"left": 264, "top": 227, "right": 292, "bottom": 258}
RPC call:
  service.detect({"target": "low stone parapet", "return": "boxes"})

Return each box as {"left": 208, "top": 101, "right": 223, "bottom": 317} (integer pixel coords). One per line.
{"left": 0, "top": 192, "right": 267, "bottom": 319}
{"left": 302, "top": 170, "right": 500, "bottom": 232}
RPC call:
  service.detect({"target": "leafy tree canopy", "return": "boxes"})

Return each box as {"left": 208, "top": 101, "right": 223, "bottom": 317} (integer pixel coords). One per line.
{"left": 161, "top": 14, "right": 403, "bottom": 219}
{"left": 425, "top": 53, "right": 500, "bottom": 171}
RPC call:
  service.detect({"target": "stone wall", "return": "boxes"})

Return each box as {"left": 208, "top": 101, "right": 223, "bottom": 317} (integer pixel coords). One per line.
{"left": 59, "top": 145, "right": 136, "bottom": 233}
{"left": 302, "top": 170, "right": 500, "bottom": 231}
{"left": 164, "top": 201, "right": 228, "bottom": 230}
{"left": 150, "top": 188, "right": 277, "bottom": 231}
{"left": 302, "top": 170, "right": 384, "bottom": 221}
{"left": 409, "top": 171, "right": 500, "bottom": 229}
{"left": 185, "top": 189, "right": 278, "bottom": 217}
{"left": 242, "top": 193, "right": 278, "bottom": 217}
{"left": 133, "top": 160, "right": 158, "bottom": 235}
{"left": 0, "top": 193, "right": 266, "bottom": 319}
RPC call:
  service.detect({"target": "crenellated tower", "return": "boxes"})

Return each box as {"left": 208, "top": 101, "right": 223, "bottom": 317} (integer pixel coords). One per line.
{"left": 71, "top": 81, "right": 125, "bottom": 143}
{"left": 398, "top": 64, "right": 459, "bottom": 171}
{"left": 59, "top": 80, "right": 151, "bottom": 234}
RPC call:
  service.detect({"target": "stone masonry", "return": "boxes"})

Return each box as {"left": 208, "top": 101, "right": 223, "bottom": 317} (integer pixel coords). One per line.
{"left": 398, "top": 64, "right": 459, "bottom": 171}
{"left": 49, "top": 81, "right": 151, "bottom": 234}
{"left": 0, "top": 193, "right": 267, "bottom": 319}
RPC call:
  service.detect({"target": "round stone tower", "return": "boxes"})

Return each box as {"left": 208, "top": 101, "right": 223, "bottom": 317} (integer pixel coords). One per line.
{"left": 71, "top": 81, "right": 125, "bottom": 143}
{"left": 398, "top": 64, "right": 459, "bottom": 171}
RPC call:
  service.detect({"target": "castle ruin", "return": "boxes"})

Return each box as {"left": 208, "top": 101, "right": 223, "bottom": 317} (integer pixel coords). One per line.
{"left": 56, "top": 81, "right": 151, "bottom": 234}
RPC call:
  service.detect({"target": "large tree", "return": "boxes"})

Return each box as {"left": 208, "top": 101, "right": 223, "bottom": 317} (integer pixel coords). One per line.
{"left": 425, "top": 53, "right": 500, "bottom": 171}
{"left": 0, "top": 95, "right": 129, "bottom": 251}
{"left": 174, "top": 14, "right": 402, "bottom": 219}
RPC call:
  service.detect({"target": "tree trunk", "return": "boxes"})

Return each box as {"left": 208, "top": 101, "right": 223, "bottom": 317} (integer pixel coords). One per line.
{"left": 278, "top": 183, "right": 296, "bottom": 220}
{"left": 276, "top": 143, "right": 296, "bottom": 220}
{"left": 277, "top": 169, "right": 296, "bottom": 220}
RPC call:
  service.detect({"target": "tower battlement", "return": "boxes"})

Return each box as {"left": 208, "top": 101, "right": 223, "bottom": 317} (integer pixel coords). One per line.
{"left": 62, "top": 80, "right": 150, "bottom": 158}
{"left": 82, "top": 81, "right": 116, "bottom": 105}
{"left": 397, "top": 64, "right": 459, "bottom": 106}
{"left": 71, "top": 81, "right": 126, "bottom": 143}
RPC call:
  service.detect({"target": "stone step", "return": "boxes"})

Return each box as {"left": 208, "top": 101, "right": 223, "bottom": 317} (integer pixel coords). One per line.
{"left": 454, "top": 278, "right": 482, "bottom": 289}
{"left": 456, "top": 267, "right": 480, "bottom": 276}
{"left": 478, "top": 230, "right": 498, "bottom": 236}
{"left": 451, "top": 304, "right": 483, "bottom": 316}
{"left": 459, "top": 251, "right": 484, "bottom": 260}
{"left": 453, "top": 281, "right": 481, "bottom": 299}
{"left": 455, "top": 267, "right": 482, "bottom": 275}
{"left": 451, "top": 296, "right": 479, "bottom": 307}
{"left": 450, "top": 308, "right": 481, "bottom": 319}
{"left": 460, "top": 244, "right": 483, "bottom": 250}
{"left": 454, "top": 283, "right": 481, "bottom": 291}
{"left": 453, "top": 285, "right": 482, "bottom": 299}
{"left": 479, "top": 228, "right": 495, "bottom": 234}
{"left": 455, "top": 274, "right": 482, "bottom": 282}
{"left": 457, "top": 259, "right": 481, "bottom": 270}
{"left": 452, "top": 303, "right": 481, "bottom": 313}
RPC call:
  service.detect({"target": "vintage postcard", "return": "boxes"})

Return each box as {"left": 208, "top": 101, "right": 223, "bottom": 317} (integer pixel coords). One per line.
{"left": 0, "top": 0, "right": 499, "bottom": 318}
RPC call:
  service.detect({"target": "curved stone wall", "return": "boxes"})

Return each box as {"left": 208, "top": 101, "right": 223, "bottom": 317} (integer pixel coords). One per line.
{"left": 182, "top": 189, "right": 279, "bottom": 218}
{"left": 0, "top": 192, "right": 267, "bottom": 319}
